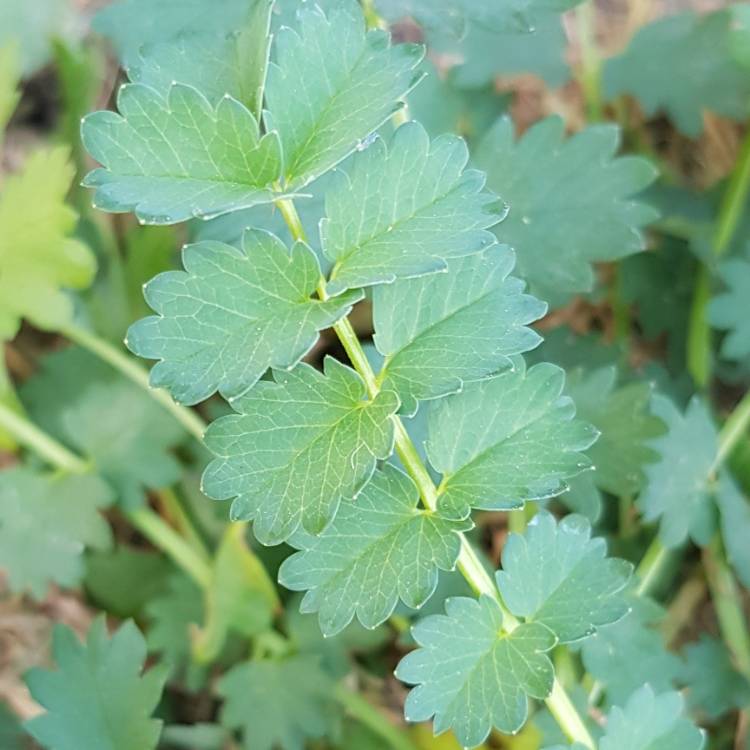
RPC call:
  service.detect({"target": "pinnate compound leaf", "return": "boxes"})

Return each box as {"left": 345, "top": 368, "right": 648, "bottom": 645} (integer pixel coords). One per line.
{"left": 129, "top": 0, "right": 274, "bottom": 118}
{"left": 496, "top": 512, "right": 632, "bottom": 643}
{"left": 322, "top": 121, "right": 501, "bottom": 295}
{"left": 202, "top": 358, "right": 399, "bottom": 544}
{"left": 566, "top": 366, "right": 666, "bottom": 497}
{"left": 708, "top": 257, "right": 750, "bottom": 361}
{"left": 218, "top": 655, "right": 338, "bottom": 750}
{"left": 93, "top": 0, "right": 257, "bottom": 65}
{"left": 475, "top": 116, "right": 657, "bottom": 305}
{"left": 265, "top": 0, "right": 423, "bottom": 189}
{"left": 0, "top": 468, "right": 113, "bottom": 599}
{"left": 427, "top": 361, "right": 597, "bottom": 520}
{"left": 279, "top": 465, "right": 469, "bottom": 636}
{"left": 82, "top": 83, "right": 281, "bottom": 224}
{"left": 396, "top": 597, "right": 556, "bottom": 746}
{"left": 604, "top": 10, "right": 750, "bottom": 137}
{"left": 638, "top": 395, "right": 717, "bottom": 548}
{"left": 373, "top": 246, "right": 545, "bottom": 415}
{"left": 22, "top": 348, "right": 186, "bottom": 508}
{"left": 127, "top": 229, "right": 362, "bottom": 405}
{"left": 580, "top": 595, "right": 681, "bottom": 705}
{"left": 599, "top": 685, "right": 704, "bottom": 750}
{"left": 25, "top": 618, "right": 166, "bottom": 750}
{"left": 0, "top": 147, "right": 95, "bottom": 339}
{"left": 716, "top": 472, "right": 750, "bottom": 589}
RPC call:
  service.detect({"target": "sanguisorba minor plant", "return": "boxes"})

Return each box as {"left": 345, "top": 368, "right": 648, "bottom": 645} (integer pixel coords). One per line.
{"left": 26, "top": 0, "right": 713, "bottom": 747}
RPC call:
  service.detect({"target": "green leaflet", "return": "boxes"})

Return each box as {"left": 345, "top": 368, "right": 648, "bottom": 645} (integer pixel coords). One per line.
{"left": 580, "top": 595, "right": 681, "bottom": 706}
{"left": 708, "top": 257, "right": 750, "bottom": 361}
{"left": 82, "top": 83, "right": 281, "bottom": 224}
{"left": 202, "top": 358, "right": 399, "bottom": 544}
{"left": 566, "top": 366, "right": 666, "bottom": 497}
{"left": 373, "top": 246, "right": 545, "bottom": 416}
{"left": 129, "top": 0, "right": 274, "bottom": 119}
{"left": 680, "top": 635, "right": 750, "bottom": 720}
{"left": 218, "top": 655, "right": 338, "bottom": 750}
{"left": 93, "top": 0, "right": 257, "bottom": 66}
{"left": 0, "top": 147, "right": 96, "bottom": 339}
{"left": 322, "top": 121, "right": 501, "bottom": 296}
{"left": 638, "top": 395, "right": 717, "bottom": 549}
{"left": 433, "top": 11, "right": 571, "bottom": 90}
{"left": 599, "top": 685, "right": 705, "bottom": 750}
{"left": 0, "top": 468, "right": 113, "bottom": 599}
{"left": 25, "top": 618, "right": 166, "bottom": 750}
{"left": 476, "top": 116, "right": 657, "bottom": 306}
{"left": 265, "top": 0, "right": 423, "bottom": 189}
{"left": 497, "top": 512, "right": 632, "bottom": 643}
{"left": 22, "top": 348, "right": 187, "bottom": 508}
{"left": 716, "top": 472, "right": 750, "bottom": 590}
{"left": 427, "top": 361, "right": 597, "bottom": 519}
{"left": 126, "top": 230, "right": 361, "bottom": 405}
{"left": 603, "top": 9, "right": 750, "bottom": 137}
{"left": 279, "top": 465, "right": 469, "bottom": 636}
{"left": 85, "top": 546, "right": 172, "bottom": 618}
{"left": 396, "top": 597, "right": 556, "bottom": 746}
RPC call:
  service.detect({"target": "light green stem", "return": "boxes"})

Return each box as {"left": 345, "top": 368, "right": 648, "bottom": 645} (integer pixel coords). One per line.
{"left": 635, "top": 537, "right": 671, "bottom": 597}
{"left": 704, "top": 537, "right": 750, "bottom": 679}
{"left": 712, "top": 386, "right": 750, "bottom": 472}
{"left": 334, "top": 683, "right": 420, "bottom": 750}
{"left": 0, "top": 401, "right": 90, "bottom": 474}
{"left": 60, "top": 323, "right": 207, "bottom": 442}
{"left": 128, "top": 507, "right": 212, "bottom": 589}
{"left": 687, "top": 126, "right": 750, "bottom": 386}
{"left": 158, "top": 487, "right": 212, "bottom": 563}
{"left": 275, "top": 196, "right": 594, "bottom": 749}
{"left": 575, "top": 2, "right": 603, "bottom": 122}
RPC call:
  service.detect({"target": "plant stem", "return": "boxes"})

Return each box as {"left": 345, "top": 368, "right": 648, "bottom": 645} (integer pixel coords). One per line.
{"left": 157, "top": 487, "right": 211, "bottom": 562}
{"left": 60, "top": 323, "right": 207, "bottom": 442}
{"left": 713, "top": 386, "right": 750, "bottom": 472}
{"left": 0, "top": 401, "right": 90, "bottom": 474}
{"left": 274, "top": 195, "right": 595, "bottom": 749}
{"left": 575, "top": 2, "right": 603, "bottom": 122}
{"left": 635, "top": 537, "right": 671, "bottom": 597}
{"left": 686, "top": 125, "right": 750, "bottom": 387}
{"left": 334, "top": 684, "right": 420, "bottom": 750}
{"left": 662, "top": 574, "right": 706, "bottom": 647}
{"left": 128, "top": 507, "right": 212, "bottom": 589}
{"left": 704, "top": 537, "right": 750, "bottom": 679}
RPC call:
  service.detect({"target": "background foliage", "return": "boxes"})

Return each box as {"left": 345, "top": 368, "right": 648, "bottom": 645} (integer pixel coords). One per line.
{"left": 2, "top": 1, "right": 750, "bottom": 749}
